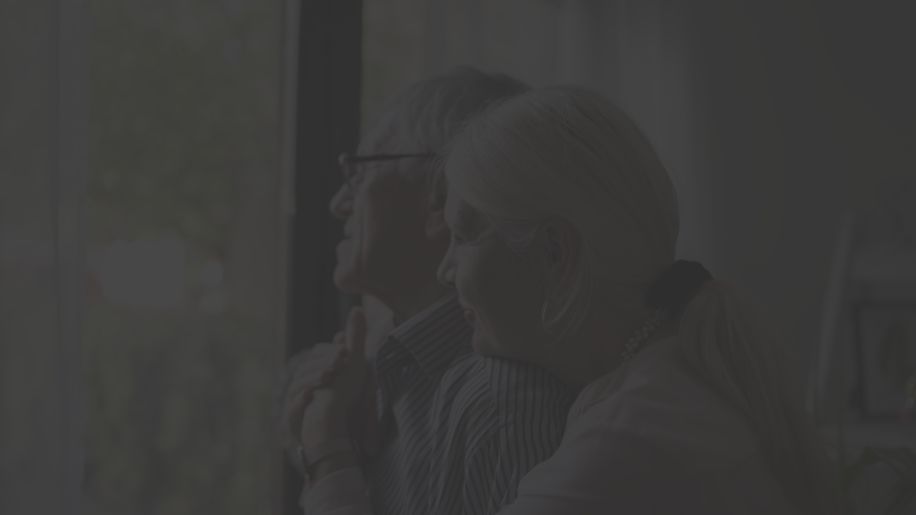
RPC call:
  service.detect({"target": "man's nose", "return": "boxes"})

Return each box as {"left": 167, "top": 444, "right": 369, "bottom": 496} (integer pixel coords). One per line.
{"left": 329, "top": 185, "right": 352, "bottom": 220}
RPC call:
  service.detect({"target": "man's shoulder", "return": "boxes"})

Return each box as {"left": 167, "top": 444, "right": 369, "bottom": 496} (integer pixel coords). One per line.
{"left": 430, "top": 355, "right": 576, "bottom": 503}
{"left": 437, "top": 354, "right": 577, "bottom": 424}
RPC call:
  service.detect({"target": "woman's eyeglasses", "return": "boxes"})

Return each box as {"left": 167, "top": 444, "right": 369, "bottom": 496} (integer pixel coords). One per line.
{"left": 337, "top": 152, "right": 436, "bottom": 192}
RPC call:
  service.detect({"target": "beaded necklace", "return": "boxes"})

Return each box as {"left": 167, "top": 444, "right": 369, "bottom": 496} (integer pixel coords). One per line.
{"left": 619, "top": 309, "right": 665, "bottom": 364}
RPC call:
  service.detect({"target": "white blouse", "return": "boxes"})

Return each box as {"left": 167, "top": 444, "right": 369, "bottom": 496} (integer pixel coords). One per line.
{"left": 303, "top": 337, "right": 802, "bottom": 515}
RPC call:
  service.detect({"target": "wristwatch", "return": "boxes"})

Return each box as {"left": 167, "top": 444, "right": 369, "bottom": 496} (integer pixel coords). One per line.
{"left": 298, "top": 438, "right": 356, "bottom": 483}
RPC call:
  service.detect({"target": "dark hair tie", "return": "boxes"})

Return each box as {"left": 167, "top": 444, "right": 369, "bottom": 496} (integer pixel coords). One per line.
{"left": 645, "top": 260, "right": 713, "bottom": 318}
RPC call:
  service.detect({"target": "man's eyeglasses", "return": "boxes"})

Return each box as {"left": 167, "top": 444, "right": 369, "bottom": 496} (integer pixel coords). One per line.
{"left": 337, "top": 152, "right": 436, "bottom": 192}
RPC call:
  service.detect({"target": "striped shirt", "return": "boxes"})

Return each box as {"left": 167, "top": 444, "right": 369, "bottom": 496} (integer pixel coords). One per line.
{"left": 425, "top": 355, "right": 577, "bottom": 514}
{"left": 366, "top": 294, "right": 474, "bottom": 515}
{"left": 302, "top": 294, "right": 578, "bottom": 515}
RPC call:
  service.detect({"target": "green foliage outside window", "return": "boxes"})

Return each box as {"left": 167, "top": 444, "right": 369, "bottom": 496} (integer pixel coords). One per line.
{"left": 84, "top": 2, "right": 284, "bottom": 514}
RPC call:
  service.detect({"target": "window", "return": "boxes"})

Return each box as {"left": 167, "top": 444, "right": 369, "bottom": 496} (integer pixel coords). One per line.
{"left": 81, "top": 2, "right": 289, "bottom": 513}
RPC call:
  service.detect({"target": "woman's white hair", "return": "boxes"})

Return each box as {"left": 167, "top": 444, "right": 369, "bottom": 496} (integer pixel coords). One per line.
{"left": 444, "top": 86, "right": 838, "bottom": 514}
{"left": 446, "top": 87, "right": 679, "bottom": 342}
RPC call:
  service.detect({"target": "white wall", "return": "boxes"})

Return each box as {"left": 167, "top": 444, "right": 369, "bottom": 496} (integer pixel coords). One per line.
{"left": 681, "top": 0, "right": 916, "bottom": 370}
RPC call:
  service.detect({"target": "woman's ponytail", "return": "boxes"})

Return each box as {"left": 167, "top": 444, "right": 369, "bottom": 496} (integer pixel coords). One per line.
{"left": 673, "top": 278, "right": 840, "bottom": 515}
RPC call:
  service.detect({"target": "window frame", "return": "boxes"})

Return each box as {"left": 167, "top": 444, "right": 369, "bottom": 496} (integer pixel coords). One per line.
{"left": 283, "top": 0, "right": 364, "bottom": 512}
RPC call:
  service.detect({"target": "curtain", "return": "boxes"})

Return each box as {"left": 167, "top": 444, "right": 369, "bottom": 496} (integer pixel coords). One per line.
{"left": 0, "top": 1, "right": 87, "bottom": 514}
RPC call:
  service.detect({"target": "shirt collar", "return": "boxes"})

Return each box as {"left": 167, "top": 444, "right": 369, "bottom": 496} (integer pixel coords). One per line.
{"left": 383, "top": 293, "right": 472, "bottom": 378}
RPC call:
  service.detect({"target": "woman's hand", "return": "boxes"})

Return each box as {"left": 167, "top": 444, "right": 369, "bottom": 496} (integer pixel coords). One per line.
{"left": 296, "top": 308, "right": 371, "bottom": 448}
{"left": 280, "top": 337, "right": 349, "bottom": 451}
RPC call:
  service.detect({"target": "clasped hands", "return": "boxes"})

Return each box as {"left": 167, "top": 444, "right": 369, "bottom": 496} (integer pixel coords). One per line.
{"left": 282, "top": 308, "right": 374, "bottom": 480}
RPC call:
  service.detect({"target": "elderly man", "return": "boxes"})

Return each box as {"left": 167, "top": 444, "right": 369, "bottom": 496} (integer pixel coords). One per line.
{"left": 282, "top": 68, "right": 577, "bottom": 515}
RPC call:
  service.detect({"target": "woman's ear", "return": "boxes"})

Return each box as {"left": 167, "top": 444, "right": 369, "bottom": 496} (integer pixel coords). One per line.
{"left": 542, "top": 219, "right": 579, "bottom": 272}
{"left": 540, "top": 220, "right": 582, "bottom": 332}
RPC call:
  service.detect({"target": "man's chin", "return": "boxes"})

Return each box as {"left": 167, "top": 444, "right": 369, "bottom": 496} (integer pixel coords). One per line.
{"left": 332, "top": 265, "right": 366, "bottom": 295}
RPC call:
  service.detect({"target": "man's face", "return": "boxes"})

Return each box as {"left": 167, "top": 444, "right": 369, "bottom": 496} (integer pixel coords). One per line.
{"left": 328, "top": 138, "right": 432, "bottom": 298}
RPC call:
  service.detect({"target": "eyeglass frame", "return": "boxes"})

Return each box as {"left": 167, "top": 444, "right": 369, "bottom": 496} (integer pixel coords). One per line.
{"left": 337, "top": 151, "right": 437, "bottom": 192}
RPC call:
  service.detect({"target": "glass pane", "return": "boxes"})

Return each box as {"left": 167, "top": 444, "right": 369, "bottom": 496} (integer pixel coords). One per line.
{"left": 83, "top": 2, "right": 287, "bottom": 514}
{"left": 362, "top": 0, "right": 427, "bottom": 125}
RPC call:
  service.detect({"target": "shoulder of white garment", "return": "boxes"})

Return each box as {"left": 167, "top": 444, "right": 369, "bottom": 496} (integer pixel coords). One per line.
{"left": 505, "top": 338, "right": 800, "bottom": 514}
{"left": 565, "top": 335, "right": 759, "bottom": 461}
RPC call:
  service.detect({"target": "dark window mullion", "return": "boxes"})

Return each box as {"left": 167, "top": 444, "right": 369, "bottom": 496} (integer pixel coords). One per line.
{"left": 284, "top": 0, "right": 363, "bottom": 512}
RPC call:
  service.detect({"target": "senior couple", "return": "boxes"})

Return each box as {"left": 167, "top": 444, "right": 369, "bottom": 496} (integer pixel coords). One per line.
{"left": 279, "top": 68, "right": 838, "bottom": 515}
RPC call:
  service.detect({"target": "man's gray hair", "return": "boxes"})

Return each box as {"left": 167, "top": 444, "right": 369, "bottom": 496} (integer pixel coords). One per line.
{"left": 362, "top": 67, "right": 530, "bottom": 204}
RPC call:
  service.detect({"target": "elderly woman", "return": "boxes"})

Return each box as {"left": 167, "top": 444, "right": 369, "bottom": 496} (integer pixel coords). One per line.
{"left": 294, "top": 87, "right": 838, "bottom": 515}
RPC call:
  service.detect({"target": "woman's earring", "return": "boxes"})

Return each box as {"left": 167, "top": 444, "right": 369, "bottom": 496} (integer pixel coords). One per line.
{"left": 547, "top": 241, "right": 561, "bottom": 265}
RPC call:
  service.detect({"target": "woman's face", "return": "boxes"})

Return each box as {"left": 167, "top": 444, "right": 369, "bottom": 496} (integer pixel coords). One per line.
{"left": 437, "top": 186, "right": 552, "bottom": 360}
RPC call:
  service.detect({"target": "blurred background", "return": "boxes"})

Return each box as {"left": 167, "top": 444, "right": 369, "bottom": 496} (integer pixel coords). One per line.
{"left": 1, "top": 1, "right": 914, "bottom": 514}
